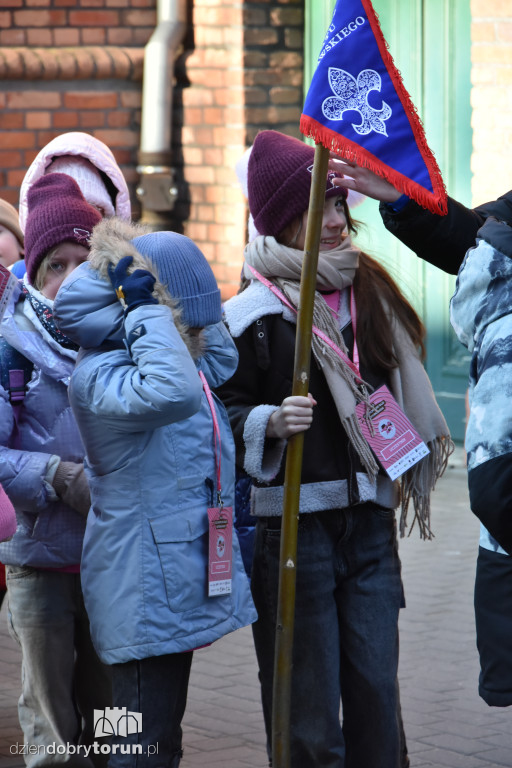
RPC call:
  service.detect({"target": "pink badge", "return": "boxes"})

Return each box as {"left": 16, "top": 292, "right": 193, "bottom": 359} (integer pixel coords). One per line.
{"left": 356, "top": 385, "right": 429, "bottom": 480}
{"left": 207, "top": 506, "right": 233, "bottom": 596}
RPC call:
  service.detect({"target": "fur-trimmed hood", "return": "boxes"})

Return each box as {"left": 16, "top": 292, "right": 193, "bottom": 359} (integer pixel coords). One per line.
{"left": 54, "top": 218, "right": 195, "bottom": 354}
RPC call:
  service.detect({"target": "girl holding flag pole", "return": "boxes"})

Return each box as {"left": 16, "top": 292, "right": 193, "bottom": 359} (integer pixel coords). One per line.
{"left": 218, "top": 130, "right": 452, "bottom": 768}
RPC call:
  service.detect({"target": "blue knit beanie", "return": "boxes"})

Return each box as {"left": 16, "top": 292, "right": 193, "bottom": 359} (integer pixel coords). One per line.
{"left": 131, "top": 231, "right": 221, "bottom": 328}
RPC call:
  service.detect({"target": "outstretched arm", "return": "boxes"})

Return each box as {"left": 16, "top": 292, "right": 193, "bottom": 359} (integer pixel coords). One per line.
{"left": 329, "top": 155, "right": 486, "bottom": 275}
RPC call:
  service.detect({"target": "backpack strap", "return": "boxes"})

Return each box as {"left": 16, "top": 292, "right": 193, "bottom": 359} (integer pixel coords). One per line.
{"left": 0, "top": 336, "right": 34, "bottom": 408}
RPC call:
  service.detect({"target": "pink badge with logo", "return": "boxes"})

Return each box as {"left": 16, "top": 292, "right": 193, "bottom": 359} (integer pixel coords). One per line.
{"left": 356, "top": 385, "right": 429, "bottom": 480}
{"left": 207, "top": 506, "right": 233, "bottom": 596}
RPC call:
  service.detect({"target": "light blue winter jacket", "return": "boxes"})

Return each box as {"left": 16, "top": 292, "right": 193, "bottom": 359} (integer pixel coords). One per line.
{"left": 53, "top": 223, "right": 257, "bottom": 664}
{"left": 0, "top": 278, "right": 86, "bottom": 567}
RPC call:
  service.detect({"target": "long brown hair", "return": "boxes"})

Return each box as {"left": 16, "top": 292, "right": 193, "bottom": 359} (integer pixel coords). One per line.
{"left": 345, "top": 202, "right": 426, "bottom": 372}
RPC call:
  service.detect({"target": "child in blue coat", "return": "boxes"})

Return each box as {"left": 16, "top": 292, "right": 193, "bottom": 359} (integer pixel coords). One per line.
{"left": 54, "top": 219, "right": 257, "bottom": 768}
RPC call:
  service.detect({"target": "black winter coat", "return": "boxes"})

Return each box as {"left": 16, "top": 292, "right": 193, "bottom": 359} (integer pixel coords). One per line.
{"left": 218, "top": 308, "right": 398, "bottom": 518}
{"left": 379, "top": 189, "right": 512, "bottom": 275}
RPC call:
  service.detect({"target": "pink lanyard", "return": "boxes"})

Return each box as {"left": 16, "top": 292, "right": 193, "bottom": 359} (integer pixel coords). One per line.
{"left": 247, "top": 264, "right": 362, "bottom": 381}
{"left": 199, "top": 370, "right": 224, "bottom": 507}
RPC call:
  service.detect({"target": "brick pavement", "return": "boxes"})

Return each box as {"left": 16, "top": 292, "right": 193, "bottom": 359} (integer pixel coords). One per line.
{"left": 0, "top": 450, "right": 511, "bottom": 767}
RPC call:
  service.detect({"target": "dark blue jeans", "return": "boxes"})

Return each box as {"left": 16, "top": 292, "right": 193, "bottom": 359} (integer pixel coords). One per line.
{"left": 108, "top": 652, "right": 193, "bottom": 768}
{"left": 251, "top": 504, "right": 405, "bottom": 768}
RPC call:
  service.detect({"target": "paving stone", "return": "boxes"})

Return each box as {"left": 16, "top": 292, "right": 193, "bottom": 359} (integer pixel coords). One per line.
{"left": 0, "top": 456, "right": 511, "bottom": 766}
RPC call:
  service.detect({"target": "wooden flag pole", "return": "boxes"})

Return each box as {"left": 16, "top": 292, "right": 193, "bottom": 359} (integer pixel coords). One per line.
{"left": 271, "top": 142, "right": 331, "bottom": 768}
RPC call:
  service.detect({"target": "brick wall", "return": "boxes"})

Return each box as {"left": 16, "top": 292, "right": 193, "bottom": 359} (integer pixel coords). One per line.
{"left": 0, "top": 0, "right": 152, "bottom": 215}
{"left": 171, "top": 0, "right": 304, "bottom": 298}
{"left": 0, "top": 0, "right": 304, "bottom": 299}
{"left": 471, "top": 0, "right": 512, "bottom": 205}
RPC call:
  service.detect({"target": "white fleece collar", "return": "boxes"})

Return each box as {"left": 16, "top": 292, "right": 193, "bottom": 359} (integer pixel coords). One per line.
{"left": 222, "top": 280, "right": 290, "bottom": 337}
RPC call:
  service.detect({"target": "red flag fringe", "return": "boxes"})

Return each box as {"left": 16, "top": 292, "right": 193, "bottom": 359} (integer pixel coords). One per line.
{"left": 300, "top": 115, "right": 447, "bottom": 216}
{"left": 300, "top": 0, "right": 448, "bottom": 216}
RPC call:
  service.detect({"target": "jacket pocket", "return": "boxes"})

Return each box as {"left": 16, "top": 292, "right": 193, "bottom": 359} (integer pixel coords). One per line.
{"left": 150, "top": 511, "right": 210, "bottom": 613}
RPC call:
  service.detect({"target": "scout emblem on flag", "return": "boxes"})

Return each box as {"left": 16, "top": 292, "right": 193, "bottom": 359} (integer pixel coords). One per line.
{"left": 300, "top": 0, "right": 447, "bottom": 215}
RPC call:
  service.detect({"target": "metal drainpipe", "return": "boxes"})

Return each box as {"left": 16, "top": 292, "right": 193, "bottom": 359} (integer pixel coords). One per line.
{"left": 136, "top": 0, "right": 187, "bottom": 229}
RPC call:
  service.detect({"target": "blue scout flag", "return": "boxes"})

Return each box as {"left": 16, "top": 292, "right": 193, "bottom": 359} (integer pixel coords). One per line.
{"left": 300, "top": 0, "right": 447, "bottom": 215}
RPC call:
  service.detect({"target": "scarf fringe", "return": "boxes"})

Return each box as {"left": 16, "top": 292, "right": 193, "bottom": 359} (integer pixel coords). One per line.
{"left": 399, "top": 435, "right": 454, "bottom": 540}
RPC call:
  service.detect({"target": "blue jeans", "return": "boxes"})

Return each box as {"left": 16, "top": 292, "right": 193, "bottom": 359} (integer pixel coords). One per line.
{"left": 6, "top": 566, "right": 111, "bottom": 768}
{"left": 251, "top": 504, "right": 405, "bottom": 768}
{"left": 108, "top": 652, "right": 193, "bottom": 768}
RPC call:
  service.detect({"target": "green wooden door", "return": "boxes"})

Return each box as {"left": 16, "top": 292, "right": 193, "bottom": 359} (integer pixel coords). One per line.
{"left": 304, "top": 0, "right": 472, "bottom": 443}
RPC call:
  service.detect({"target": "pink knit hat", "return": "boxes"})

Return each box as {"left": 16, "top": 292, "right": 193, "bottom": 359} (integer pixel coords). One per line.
{"left": 0, "top": 484, "right": 16, "bottom": 542}
{"left": 247, "top": 130, "right": 347, "bottom": 238}
{"left": 24, "top": 173, "right": 102, "bottom": 285}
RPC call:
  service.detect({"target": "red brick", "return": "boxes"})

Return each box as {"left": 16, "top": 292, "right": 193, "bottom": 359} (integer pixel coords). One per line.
{"left": 94, "top": 129, "right": 139, "bottom": 148}
{"left": 1, "top": 132, "right": 36, "bottom": 150}
{"left": 184, "top": 222, "right": 208, "bottom": 241}
{"left": 203, "top": 107, "right": 225, "bottom": 125}
{"left": 132, "top": 28, "right": 154, "bottom": 46}
{"left": 107, "top": 27, "right": 133, "bottom": 45}
{"left": 81, "top": 28, "right": 107, "bottom": 45}
{"left": 122, "top": 9, "right": 156, "bottom": 26}
{"left": 53, "top": 112, "right": 80, "bottom": 129}
{"left": 6, "top": 170, "right": 25, "bottom": 187}
{"left": 69, "top": 11, "right": 120, "bottom": 26}
{"left": 120, "top": 91, "right": 142, "bottom": 109}
{"left": 54, "top": 28, "right": 80, "bottom": 45}
{"left": 27, "top": 27, "right": 52, "bottom": 45}
{"left": 185, "top": 166, "right": 216, "bottom": 184}
{"left": 245, "top": 28, "right": 279, "bottom": 46}
{"left": 204, "top": 148, "right": 224, "bottom": 167}
{"left": 80, "top": 111, "right": 107, "bottom": 128}
{"left": 0, "top": 190, "right": 18, "bottom": 206}
{"left": 0, "top": 112, "right": 24, "bottom": 130}
{"left": 0, "top": 29, "right": 26, "bottom": 45}
{"left": 194, "top": 204, "right": 214, "bottom": 223}
{"left": 243, "top": 8, "right": 268, "bottom": 26}
{"left": 183, "top": 147, "right": 204, "bottom": 166}
{"left": 26, "top": 112, "right": 52, "bottom": 130}
{"left": 270, "top": 7, "right": 303, "bottom": 26}
{"left": 13, "top": 10, "right": 67, "bottom": 26}
{"left": 107, "top": 111, "right": 132, "bottom": 128}
{"left": 7, "top": 91, "right": 61, "bottom": 109}
{"left": 0, "top": 12, "right": 12, "bottom": 28}
{"left": 64, "top": 92, "right": 118, "bottom": 109}
{"left": 270, "top": 86, "right": 302, "bottom": 104}
{"left": 33, "top": 131, "right": 64, "bottom": 147}
{"left": 0, "top": 151, "right": 23, "bottom": 169}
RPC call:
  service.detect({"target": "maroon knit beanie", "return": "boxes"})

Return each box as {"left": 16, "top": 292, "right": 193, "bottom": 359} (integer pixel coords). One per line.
{"left": 247, "top": 130, "right": 347, "bottom": 238}
{"left": 24, "top": 173, "right": 102, "bottom": 285}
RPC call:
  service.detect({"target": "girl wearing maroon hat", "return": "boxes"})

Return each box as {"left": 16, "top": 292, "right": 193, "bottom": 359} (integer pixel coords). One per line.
{"left": 0, "top": 173, "right": 110, "bottom": 768}
{"left": 218, "top": 130, "right": 453, "bottom": 768}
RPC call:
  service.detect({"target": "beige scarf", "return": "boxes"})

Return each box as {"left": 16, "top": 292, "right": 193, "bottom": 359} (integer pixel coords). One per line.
{"left": 244, "top": 235, "right": 453, "bottom": 539}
